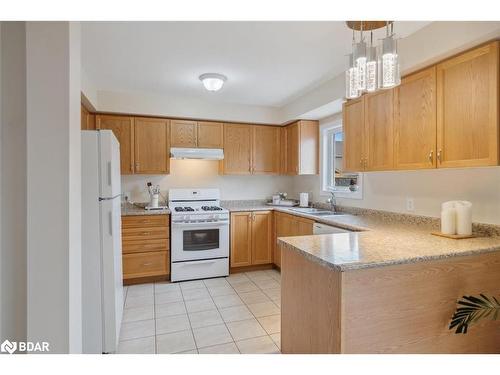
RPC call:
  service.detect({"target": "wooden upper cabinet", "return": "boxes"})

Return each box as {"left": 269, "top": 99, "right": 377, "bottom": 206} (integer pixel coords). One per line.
{"left": 279, "top": 127, "right": 287, "bottom": 174}
{"left": 81, "top": 104, "right": 95, "bottom": 130}
{"left": 222, "top": 124, "right": 252, "bottom": 174}
{"left": 343, "top": 97, "right": 365, "bottom": 172}
{"left": 364, "top": 89, "right": 395, "bottom": 171}
{"left": 170, "top": 120, "right": 197, "bottom": 148}
{"left": 285, "top": 122, "right": 299, "bottom": 174}
{"left": 134, "top": 117, "right": 170, "bottom": 174}
{"left": 394, "top": 66, "right": 437, "bottom": 170}
{"left": 251, "top": 211, "right": 273, "bottom": 265}
{"left": 96, "top": 115, "right": 135, "bottom": 174}
{"left": 230, "top": 212, "right": 252, "bottom": 268}
{"left": 436, "top": 41, "right": 499, "bottom": 168}
{"left": 253, "top": 126, "right": 280, "bottom": 174}
{"left": 197, "top": 122, "right": 223, "bottom": 148}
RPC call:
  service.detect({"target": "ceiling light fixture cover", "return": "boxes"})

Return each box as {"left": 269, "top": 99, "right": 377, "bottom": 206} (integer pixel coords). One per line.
{"left": 199, "top": 73, "right": 227, "bottom": 92}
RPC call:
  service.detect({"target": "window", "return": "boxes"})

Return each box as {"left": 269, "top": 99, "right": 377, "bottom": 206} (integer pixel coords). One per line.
{"left": 321, "top": 124, "right": 362, "bottom": 199}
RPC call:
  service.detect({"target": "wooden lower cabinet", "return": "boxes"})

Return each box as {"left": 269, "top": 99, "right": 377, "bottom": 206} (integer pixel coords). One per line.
{"left": 273, "top": 212, "right": 314, "bottom": 267}
{"left": 230, "top": 211, "right": 273, "bottom": 268}
{"left": 121, "top": 214, "right": 170, "bottom": 282}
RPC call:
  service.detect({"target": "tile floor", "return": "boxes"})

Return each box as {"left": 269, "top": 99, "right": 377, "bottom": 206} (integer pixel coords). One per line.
{"left": 117, "top": 269, "right": 281, "bottom": 354}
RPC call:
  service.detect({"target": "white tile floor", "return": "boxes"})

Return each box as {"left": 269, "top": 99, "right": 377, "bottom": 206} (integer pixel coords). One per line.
{"left": 117, "top": 269, "right": 281, "bottom": 354}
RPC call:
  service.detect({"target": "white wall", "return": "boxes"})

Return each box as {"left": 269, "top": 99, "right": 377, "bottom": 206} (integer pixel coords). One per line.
{"left": 97, "top": 89, "right": 282, "bottom": 125}
{"left": 0, "top": 21, "right": 27, "bottom": 345}
{"left": 123, "top": 159, "right": 293, "bottom": 202}
{"left": 26, "top": 21, "right": 82, "bottom": 353}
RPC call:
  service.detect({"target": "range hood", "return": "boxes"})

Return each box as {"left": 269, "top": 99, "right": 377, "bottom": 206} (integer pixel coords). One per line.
{"left": 170, "top": 147, "right": 224, "bottom": 160}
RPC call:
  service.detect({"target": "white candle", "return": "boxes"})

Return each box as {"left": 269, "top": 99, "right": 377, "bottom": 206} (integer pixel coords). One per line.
{"left": 456, "top": 201, "right": 472, "bottom": 236}
{"left": 441, "top": 208, "right": 457, "bottom": 235}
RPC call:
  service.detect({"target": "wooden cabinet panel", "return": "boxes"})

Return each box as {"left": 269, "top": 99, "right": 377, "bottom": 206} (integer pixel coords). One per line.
{"left": 122, "top": 215, "right": 169, "bottom": 229}
{"left": 96, "top": 115, "right": 134, "bottom": 174}
{"left": 134, "top": 117, "right": 170, "bottom": 174}
{"left": 343, "top": 97, "right": 365, "bottom": 172}
{"left": 394, "top": 67, "right": 437, "bottom": 169}
{"left": 122, "top": 239, "right": 169, "bottom": 254}
{"left": 285, "top": 122, "right": 299, "bottom": 175}
{"left": 296, "top": 217, "right": 314, "bottom": 236}
{"left": 81, "top": 104, "right": 95, "bottom": 130}
{"left": 274, "top": 212, "right": 297, "bottom": 267}
{"left": 122, "top": 226, "right": 169, "bottom": 241}
{"left": 251, "top": 211, "right": 273, "bottom": 264}
{"left": 437, "top": 41, "right": 499, "bottom": 168}
{"left": 364, "top": 89, "right": 395, "bottom": 171}
{"left": 230, "top": 212, "right": 252, "bottom": 267}
{"left": 279, "top": 127, "right": 287, "bottom": 174}
{"left": 298, "top": 120, "right": 319, "bottom": 175}
{"left": 197, "top": 121, "right": 223, "bottom": 148}
{"left": 123, "top": 251, "right": 169, "bottom": 280}
{"left": 222, "top": 124, "right": 252, "bottom": 174}
{"left": 253, "top": 126, "right": 280, "bottom": 174}
{"left": 171, "top": 120, "right": 197, "bottom": 148}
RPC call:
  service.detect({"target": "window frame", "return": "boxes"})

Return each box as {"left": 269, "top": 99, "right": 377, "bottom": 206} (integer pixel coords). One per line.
{"left": 320, "top": 122, "right": 363, "bottom": 199}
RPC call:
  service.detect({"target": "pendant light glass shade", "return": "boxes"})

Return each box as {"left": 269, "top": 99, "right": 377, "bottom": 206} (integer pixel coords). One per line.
{"left": 345, "top": 54, "right": 360, "bottom": 99}
{"left": 380, "top": 36, "right": 400, "bottom": 89}
{"left": 366, "top": 46, "right": 378, "bottom": 92}
{"left": 353, "top": 41, "right": 367, "bottom": 92}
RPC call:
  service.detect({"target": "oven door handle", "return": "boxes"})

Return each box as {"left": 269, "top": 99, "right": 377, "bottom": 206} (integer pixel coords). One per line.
{"left": 187, "top": 259, "right": 219, "bottom": 265}
{"left": 172, "top": 220, "right": 228, "bottom": 226}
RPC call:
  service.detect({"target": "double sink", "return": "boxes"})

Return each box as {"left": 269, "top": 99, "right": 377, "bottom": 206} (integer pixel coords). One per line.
{"left": 289, "top": 207, "right": 346, "bottom": 218}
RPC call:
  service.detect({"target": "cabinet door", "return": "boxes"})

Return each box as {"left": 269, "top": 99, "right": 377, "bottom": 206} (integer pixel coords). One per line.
{"left": 298, "top": 120, "right": 319, "bottom": 175}
{"left": 170, "top": 120, "right": 197, "bottom": 148}
{"left": 197, "top": 121, "right": 223, "bottom": 148}
{"left": 222, "top": 124, "right": 252, "bottom": 174}
{"left": 251, "top": 211, "right": 273, "bottom": 265}
{"left": 394, "top": 67, "right": 437, "bottom": 169}
{"left": 437, "top": 42, "right": 499, "bottom": 167}
{"left": 230, "top": 212, "right": 252, "bottom": 267}
{"left": 285, "top": 122, "right": 299, "bottom": 175}
{"left": 96, "top": 115, "right": 134, "bottom": 174}
{"left": 253, "top": 126, "right": 280, "bottom": 174}
{"left": 134, "top": 117, "right": 170, "bottom": 174}
{"left": 274, "top": 213, "right": 295, "bottom": 267}
{"left": 364, "top": 89, "right": 395, "bottom": 171}
{"left": 279, "top": 127, "right": 287, "bottom": 174}
{"left": 295, "top": 217, "right": 314, "bottom": 236}
{"left": 343, "top": 97, "right": 365, "bottom": 172}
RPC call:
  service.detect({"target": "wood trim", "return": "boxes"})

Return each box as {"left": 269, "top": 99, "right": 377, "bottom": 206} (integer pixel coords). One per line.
{"left": 229, "top": 264, "right": 274, "bottom": 274}
{"left": 123, "top": 274, "right": 170, "bottom": 286}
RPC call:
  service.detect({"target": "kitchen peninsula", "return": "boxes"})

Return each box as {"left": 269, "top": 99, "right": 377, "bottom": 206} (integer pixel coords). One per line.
{"left": 278, "top": 211, "right": 500, "bottom": 354}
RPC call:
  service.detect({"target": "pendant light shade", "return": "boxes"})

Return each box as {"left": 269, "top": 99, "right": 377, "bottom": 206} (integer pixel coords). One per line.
{"left": 353, "top": 41, "right": 367, "bottom": 92}
{"left": 380, "top": 35, "right": 400, "bottom": 89}
{"left": 345, "top": 54, "right": 360, "bottom": 99}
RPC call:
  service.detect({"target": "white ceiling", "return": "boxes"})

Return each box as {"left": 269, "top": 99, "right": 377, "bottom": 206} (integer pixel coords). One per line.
{"left": 81, "top": 21, "right": 430, "bottom": 108}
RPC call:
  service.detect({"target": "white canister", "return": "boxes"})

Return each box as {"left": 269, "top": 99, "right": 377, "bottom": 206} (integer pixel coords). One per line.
{"left": 441, "top": 208, "right": 456, "bottom": 235}
{"left": 150, "top": 193, "right": 159, "bottom": 208}
{"left": 455, "top": 201, "right": 472, "bottom": 236}
{"left": 299, "top": 192, "right": 309, "bottom": 207}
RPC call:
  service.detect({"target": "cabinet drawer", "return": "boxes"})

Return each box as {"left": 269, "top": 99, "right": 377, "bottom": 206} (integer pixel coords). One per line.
{"left": 122, "top": 239, "right": 169, "bottom": 254}
{"left": 123, "top": 251, "right": 169, "bottom": 279}
{"left": 122, "top": 226, "right": 169, "bottom": 240}
{"left": 122, "top": 215, "right": 169, "bottom": 228}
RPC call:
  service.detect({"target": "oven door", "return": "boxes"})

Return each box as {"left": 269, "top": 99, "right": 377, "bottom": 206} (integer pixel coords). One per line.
{"left": 171, "top": 221, "right": 229, "bottom": 262}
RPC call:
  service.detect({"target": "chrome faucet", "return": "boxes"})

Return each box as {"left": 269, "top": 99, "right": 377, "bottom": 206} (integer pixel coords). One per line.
{"left": 326, "top": 191, "right": 336, "bottom": 212}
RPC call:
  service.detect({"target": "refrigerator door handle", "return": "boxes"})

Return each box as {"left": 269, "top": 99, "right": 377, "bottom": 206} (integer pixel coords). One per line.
{"left": 108, "top": 211, "right": 113, "bottom": 236}
{"left": 107, "top": 161, "right": 112, "bottom": 187}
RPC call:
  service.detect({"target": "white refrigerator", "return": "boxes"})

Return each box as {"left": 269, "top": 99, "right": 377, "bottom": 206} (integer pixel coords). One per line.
{"left": 82, "top": 130, "right": 124, "bottom": 353}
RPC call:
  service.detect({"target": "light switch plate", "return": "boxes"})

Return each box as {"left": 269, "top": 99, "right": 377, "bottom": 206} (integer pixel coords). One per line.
{"left": 406, "top": 197, "right": 415, "bottom": 212}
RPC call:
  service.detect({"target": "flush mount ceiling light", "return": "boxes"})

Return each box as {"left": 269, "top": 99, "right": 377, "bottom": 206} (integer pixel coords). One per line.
{"left": 199, "top": 73, "right": 227, "bottom": 92}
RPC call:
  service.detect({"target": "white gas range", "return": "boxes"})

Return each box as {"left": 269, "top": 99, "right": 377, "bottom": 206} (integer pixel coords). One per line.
{"left": 168, "top": 188, "right": 229, "bottom": 282}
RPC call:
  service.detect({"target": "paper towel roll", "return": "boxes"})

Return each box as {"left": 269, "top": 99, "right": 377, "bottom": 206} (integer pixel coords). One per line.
{"left": 299, "top": 192, "right": 309, "bottom": 207}
{"left": 441, "top": 208, "right": 457, "bottom": 235}
{"left": 456, "top": 201, "right": 472, "bottom": 236}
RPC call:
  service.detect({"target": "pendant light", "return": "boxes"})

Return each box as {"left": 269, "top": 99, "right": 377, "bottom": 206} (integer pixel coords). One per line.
{"left": 366, "top": 32, "right": 378, "bottom": 92}
{"left": 380, "top": 22, "right": 400, "bottom": 89}
{"left": 353, "top": 24, "right": 367, "bottom": 92}
{"left": 345, "top": 31, "right": 360, "bottom": 99}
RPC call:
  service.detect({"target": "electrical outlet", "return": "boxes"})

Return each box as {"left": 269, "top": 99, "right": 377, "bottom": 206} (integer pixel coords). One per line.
{"left": 406, "top": 197, "right": 415, "bottom": 212}
{"left": 122, "top": 191, "right": 131, "bottom": 202}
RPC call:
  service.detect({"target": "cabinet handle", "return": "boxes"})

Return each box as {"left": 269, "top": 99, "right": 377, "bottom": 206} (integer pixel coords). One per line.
{"left": 142, "top": 262, "right": 153, "bottom": 266}
{"left": 437, "top": 149, "right": 442, "bottom": 163}
{"left": 428, "top": 150, "right": 434, "bottom": 164}
{"left": 142, "top": 232, "right": 151, "bottom": 236}
{"left": 135, "top": 162, "right": 139, "bottom": 171}
{"left": 360, "top": 158, "right": 363, "bottom": 167}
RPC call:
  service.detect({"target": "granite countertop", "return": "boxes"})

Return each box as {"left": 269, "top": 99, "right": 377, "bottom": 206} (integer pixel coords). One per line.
{"left": 121, "top": 202, "right": 170, "bottom": 216}
{"left": 222, "top": 200, "right": 500, "bottom": 271}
